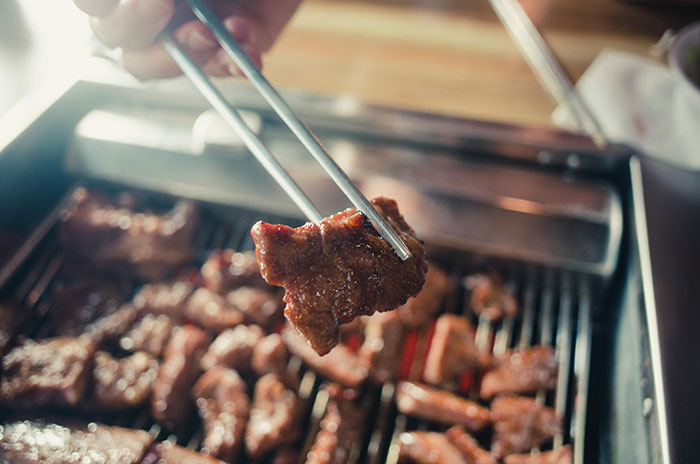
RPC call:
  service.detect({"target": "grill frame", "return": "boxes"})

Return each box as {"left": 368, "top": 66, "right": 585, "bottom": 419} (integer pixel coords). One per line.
{"left": 0, "top": 183, "right": 595, "bottom": 464}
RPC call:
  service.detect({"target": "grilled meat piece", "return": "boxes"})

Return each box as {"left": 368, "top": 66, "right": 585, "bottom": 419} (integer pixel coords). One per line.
{"left": 50, "top": 280, "right": 128, "bottom": 338}
{"left": 491, "top": 395, "right": 562, "bottom": 459}
{"left": 85, "top": 304, "right": 142, "bottom": 345}
{"left": 465, "top": 271, "right": 517, "bottom": 321}
{"left": 120, "top": 313, "right": 175, "bottom": 357}
{"left": 252, "top": 333, "right": 289, "bottom": 378}
{"left": 424, "top": 314, "right": 485, "bottom": 386}
{"left": 503, "top": 445, "right": 573, "bottom": 464}
{"left": 227, "top": 287, "right": 284, "bottom": 328}
{"left": 151, "top": 325, "right": 209, "bottom": 429}
{"left": 245, "top": 373, "right": 301, "bottom": 458}
{"left": 90, "top": 351, "right": 159, "bottom": 411}
{"left": 398, "top": 431, "right": 467, "bottom": 464}
{"left": 59, "top": 188, "right": 199, "bottom": 280}
{"left": 283, "top": 327, "right": 369, "bottom": 388}
{"left": 200, "top": 325, "right": 264, "bottom": 371}
{"left": 0, "top": 417, "right": 153, "bottom": 464}
{"left": 0, "top": 336, "right": 94, "bottom": 408}
{"left": 395, "top": 381, "right": 490, "bottom": 431}
{"left": 396, "top": 264, "right": 449, "bottom": 329}
{"left": 133, "top": 281, "right": 194, "bottom": 320}
{"left": 480, "top": 346, "right": 558, "bottom": 399}
{"left": 306, "top": 384, "right": 363, "bottom": 464}
{"left": 141, "top": 441, "right": 226, "bottom": 464}
{"left": 201, "top": 249, "right": 267, "bottom": 293}
{"left": 0, "top": 303, "right": 24, "bottom": 358}
{"left": 192, "top": 366, "right": 250, "bottom": 461}
{"left": 184, "top": 287, "right": 244, "bottom": 332}
{"left": 445, "top": 426, "right": 496, "bottom": 464}
{"left": 273, "top": 447, "right": 300, "bottom": 464}
{"left": 358, "top": 311, "right": 403, "bottom": 383}
{"left": 251, "top": 197, "right": 428, "bottom": 355}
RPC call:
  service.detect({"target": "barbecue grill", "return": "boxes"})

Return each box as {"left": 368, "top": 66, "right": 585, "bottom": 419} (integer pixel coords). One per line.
{"left": 0, "top": 68, "right": 673, "bottom": 463}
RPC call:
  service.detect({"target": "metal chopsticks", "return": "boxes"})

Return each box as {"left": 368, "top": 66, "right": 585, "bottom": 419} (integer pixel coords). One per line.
{"left": 158, "top": 0, "right": 412, "bottom": 261}
{"left": 489, "top": 0, "right": 609, "bottom": 149}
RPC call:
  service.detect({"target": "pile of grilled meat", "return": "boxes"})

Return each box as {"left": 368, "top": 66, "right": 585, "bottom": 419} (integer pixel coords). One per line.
{"left": 0, "top": 188, "right": 571, "bottom": 463}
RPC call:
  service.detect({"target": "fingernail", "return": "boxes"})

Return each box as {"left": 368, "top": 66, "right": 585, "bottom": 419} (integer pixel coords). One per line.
{"left": 187, "top": 29, "right": 216, "bottom": 50}
{"left": 223, "top": 17, "right": 251, "bottom": 43}
{"left": 139, "top": 0, "right": 172, "bottom": 21}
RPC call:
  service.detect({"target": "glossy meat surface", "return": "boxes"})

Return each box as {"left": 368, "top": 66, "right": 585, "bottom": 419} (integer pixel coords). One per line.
{"left": 424, "top": 314, "right": 483, "bottom": 386}
{"left": 120, "top": 313, "right": 174, "bottom": 357}
{"left": 226, "top": 287, "right": 283, "bottom": 328}
{"left": 306, "top": 385, "right": 363, "bottom": 464}
{"left": 245, "top": 373, "right": 301, "bottom": 458}
{"left": 503, "top": 445, "right": 572, "bottom": 464}
{"left": 133, "top": 281, "right": 193, "bottom": 320}
{"left": 252, "top": 334, "right": 290, "bottom": 379}
{"left": 151, "top": 325, "right": 209, "bottom": 429}
{"left": 184, "top": 288, "right": 244, "bottom": 332}
{"left": 396, "top": 264, "right": 449, "bottom": 329}
{"left": 0, "top": 417, "right": 153, "bottom": 464}
{"left": 84, "top": 304, "right": 141, "bottom": 345}
{"left": 201, "top": 250, "right": 267, "bottom": 293}
{"left": 140, "top": 441, "right": 226, "bottom": 464}
{"left": 490, "top": 395, "right": 561, "bottom": 459}
{"left": 395, "top": 381, "right": 490, "bottom": 431}
{"left": 251, "top": 197, "right": 427, "bottom": 355}
{"left": 59, "top": 188, "right": 199, "bottom": 280}
{"left": 465, "top": 272, "right": 517, "bottom": 321}
{"left": 200, "top": 325, "right": 264, "bottom": 371}
{"left": 446, "top": 426, "right": 496, "bottom": 464}
{"left": 358, "top": 311, "right": 403, "bottom": 383}
{"left": 90, "top": 351, "right": 159, "bottom": 411}
{"left": 398, "top": 431, "right": 467, "bottom": 464}
{"left": 192, "top": 367, "right": 250, "bottom": 462}
{"left": 480, "top": 346, "right": 558, "bottom": 399}
{"left": 283, "top": 327, "right": 369, "bottom": 388}
{"left": 0, "top": 336, "right": 95, "bottom": 409}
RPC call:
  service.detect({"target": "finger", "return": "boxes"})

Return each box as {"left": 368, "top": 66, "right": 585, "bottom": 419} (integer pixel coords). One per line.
{"left": 121, "top": 20, "right": 218, "bottom": 79}
{"left": 204, "top": 44, "right": 262, "bottom": 78}
{"left": 90, "top": 0, "right": 174, "bottom": 50}
{"left": 73, "top": 0, "right": 119, "bottom": 17}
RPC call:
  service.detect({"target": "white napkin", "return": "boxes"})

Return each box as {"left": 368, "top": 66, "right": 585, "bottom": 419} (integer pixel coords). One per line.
{"left": 552, "top": 49, "right": 700, "bottom": 170}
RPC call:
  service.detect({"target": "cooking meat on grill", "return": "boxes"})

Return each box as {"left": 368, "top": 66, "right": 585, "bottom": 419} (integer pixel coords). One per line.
{"left": 273, "top": 447, "right": 300, "bottom": 464}
{"left": 227, "top": 287, "right": 284, "bottom": 328}
{"left": 120, "top": 313, "right": 175, "bottom": 357}
{"left": 282, "top": 327, "right": 369, "bottom": 388}
{"left": 306, "top": 384, "right": 363, "bottom": 464}
{"left": 201, "top": 249, "right": 267, "bottom": 293}
{"left": 89, "top": 351, "right": 159, "bottom": 411}
{"left": 192, "top": 366, "right": 250, "bottom": 461}
{"left": 445, "top": 426, "right": 496, "bottom": 464}
{"left": 0, "top": 336, "right": 95, "bottom": 409}
{"left": 151, "top": 325, "right": 209, "bottom": 430}
{"left": 200, "top": 324, "right": 264, "bottom": 371}
{"left": 0, "top": 417, "right": 153, "bottom": 464}
{"left": 503, "top": 445, "right": 573, "bottom": 464}
{"left": 358, "top": 311, "right": 403, "bottom": 383}
{"left": 140, "top": 440, "right": 226, "bottom": 464}
{"left": 395, "top": 381, "right": 490, "bottom": 431}
{"left": 59, "top": 188, "right": 199, "bottom": 280}
{"left": 398, "top": 431, "right": 467, "bottom": 464}
{"left": 0, "top": 302, "right": 24, "bottom": 358}
{"left": 480, "top": 346, "right": 558, "bottom": 400}
{"left": 184, "top": 287, "right": 244, "bottom": 332}
{"left": 465, "top": 271, "right": 517, "bottom": 321}
{"left": 490, "top": 395, "right": 562, "bottom": 459}
{"left": 50, "top": 279, "right": 128, "bottom": 337}
{"left": 252, "top": 333, "right": 290, "bottom": 379}
{"left": 133, "top": 281, "right": 194, "bottom": 320}
{"left": 396, "top": 264, "right": 449, "bottom": 329}
{"left": 423, "top": 314, "right": 486, "bottom": 386}
{"left": 245, "top": 373, "right": 301, "bottom": 458}
{"left": 251, "top": 197, "right": 428, "bottom": 356}
{"left": 84, "top": 303, "right": 142, "bottom": 345}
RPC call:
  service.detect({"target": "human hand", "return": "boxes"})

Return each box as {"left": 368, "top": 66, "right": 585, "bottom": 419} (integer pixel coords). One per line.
{"left": 73, "top": 0, "right": 302, "bottom": 79}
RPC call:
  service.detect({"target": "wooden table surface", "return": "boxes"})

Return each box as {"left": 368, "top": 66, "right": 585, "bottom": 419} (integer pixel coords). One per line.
{"left": 263, "top": 0, "right": 700, "bottom": 128}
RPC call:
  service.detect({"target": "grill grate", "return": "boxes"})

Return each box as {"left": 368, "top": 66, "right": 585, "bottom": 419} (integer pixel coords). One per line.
{"left": 0, "top": 187, "right": 593, "bottom": 464}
